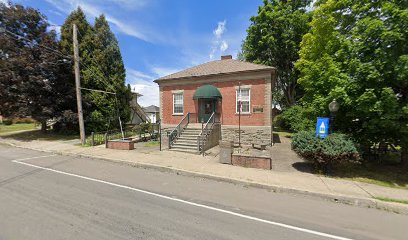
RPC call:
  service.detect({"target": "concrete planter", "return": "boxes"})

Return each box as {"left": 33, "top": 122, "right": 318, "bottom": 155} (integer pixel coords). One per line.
{"left": 106, "top": 139, "right": 134, "bottom": 150}
{"left": 231, "top": 154, "right": 272, "bottom": 170}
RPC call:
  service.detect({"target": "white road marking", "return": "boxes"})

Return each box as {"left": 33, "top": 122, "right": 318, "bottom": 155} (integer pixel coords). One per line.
{"left": 11, "top": 155, "right": 57, "bottom": 162}
{"left": 12, "top": 159, "right": 354, "bottom": 240}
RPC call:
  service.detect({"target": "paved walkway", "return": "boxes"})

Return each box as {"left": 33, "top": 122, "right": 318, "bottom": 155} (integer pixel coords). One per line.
{"left": 1, "top": 137, "right": 408, "bottom": 214}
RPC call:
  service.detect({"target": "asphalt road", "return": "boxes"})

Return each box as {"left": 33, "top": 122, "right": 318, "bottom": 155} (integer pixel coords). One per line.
{"left": 0, "top": 144, "right": 407, "bottom": 240}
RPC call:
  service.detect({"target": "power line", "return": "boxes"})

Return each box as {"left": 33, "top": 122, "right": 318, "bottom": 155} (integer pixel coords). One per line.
{"left": 2, "top": 29, "right": 72, "bottom": 60}
{"left": 79, "top": 61, "right": 117, "bottom": 93}
{"left": 80, "top": 87, "right": 116, "bottom": 95}
{"left": 76, "top": 28, "right": 119, "bottom": 93}
{"left": 3, "top": 28, "right": 115, "bottom": 96}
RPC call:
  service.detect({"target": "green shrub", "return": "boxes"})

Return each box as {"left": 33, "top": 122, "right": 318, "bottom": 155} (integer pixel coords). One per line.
{"left": 139, "top": 122, "right": 153, "bottom": 133}
{"left": 275, "top": 106, "right": 314, "bottom": 132}
{"left": 292, "top": 131, "right": 360, "bottom": 173}
{"left": 3, "top": 119, "right": 13, "bottom": 125}
{"left": 14, "top": 117, "right": 36, "bottom": 124}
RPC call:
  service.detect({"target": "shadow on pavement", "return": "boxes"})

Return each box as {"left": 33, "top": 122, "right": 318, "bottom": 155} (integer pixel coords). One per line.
{"left": 0, "top": 130, "right": 78, "bottom": 142}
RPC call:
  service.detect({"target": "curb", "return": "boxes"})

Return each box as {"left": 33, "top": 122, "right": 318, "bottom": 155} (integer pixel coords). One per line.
{"left": 3, "top": 141, "right": 408, "bottom": 215}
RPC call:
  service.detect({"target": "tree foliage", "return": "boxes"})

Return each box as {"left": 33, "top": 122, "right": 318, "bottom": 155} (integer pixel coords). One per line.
{"left": 274, "top": 105, "right": 315, "bottom": 132}
{"left": 296, "top": 0, "right": 408, "bottom": 166}
{"left": 241, "top": 0, "right": 313, "bottom": 107}
{"left": 0, "top": 3, "right": 74, "bottom": 131}
{"left": 60, "top": 9, "right": 131, "bottom": 132}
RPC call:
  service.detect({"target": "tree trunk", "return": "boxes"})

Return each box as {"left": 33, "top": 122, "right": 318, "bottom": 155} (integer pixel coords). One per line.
{"left": 41, "top": 121, "right": 47, "bottom": 133}
{"left": 284, "top": 84, "right": 296, "bottom": 106}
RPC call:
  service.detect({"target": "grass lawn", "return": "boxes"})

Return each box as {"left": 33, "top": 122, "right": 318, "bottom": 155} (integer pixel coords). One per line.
{"left": 0, "top": 128, "right": 78, "bottom": 141}
{"left": 332, "top": 161, "right": 408, "bottom": 190}
{"left": 144, "top": 141, "right": 160, "bottom": 147}
{"left": 374, "top": 196, "right": 408, "bottom": 205}
{"left": 0, "top": 123, "right": 38, "bottom": 136}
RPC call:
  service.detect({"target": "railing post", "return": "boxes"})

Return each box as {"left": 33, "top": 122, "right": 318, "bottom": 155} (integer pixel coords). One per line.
{"left": 197, "top": 136, "right": 200, "bottom": 153}
{"left": 104, "top": 133, "right": 108, "bottom": 148}
{"left": 188, "top": 112, "right": 190, "bottom": 123}
{"left": 91, "top": 132, "right": 95, "bottom": 146}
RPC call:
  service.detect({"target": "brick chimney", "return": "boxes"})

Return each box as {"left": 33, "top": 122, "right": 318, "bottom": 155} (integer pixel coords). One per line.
{"left": 221, "top": 55, "right": 232, "bottom": 60}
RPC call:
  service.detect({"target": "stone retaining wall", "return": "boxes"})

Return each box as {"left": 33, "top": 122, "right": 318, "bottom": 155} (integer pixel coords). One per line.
{"left": 221, "top": 126, "right": 271, "bottom": 145}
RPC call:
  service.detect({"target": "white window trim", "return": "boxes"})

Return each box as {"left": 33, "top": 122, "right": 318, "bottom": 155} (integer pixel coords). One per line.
{"left": 236, "top": 88, "right": 251, "bottom": 114}
{"left": 173, "top": 93, "right": 184, "bottom": 115}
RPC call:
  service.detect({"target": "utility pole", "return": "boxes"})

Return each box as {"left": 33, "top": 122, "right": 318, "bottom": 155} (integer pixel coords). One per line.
{"left": 73, "top": 24, "right": 86, "bottom": 145}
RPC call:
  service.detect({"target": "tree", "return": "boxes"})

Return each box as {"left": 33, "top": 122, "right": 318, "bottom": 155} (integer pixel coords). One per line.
{"left": 0, "top": 3, "right": 74, "bottom": 131}
{"left": 82, "top": 15, "right": 131, "bottom": 131}
{"left": 60, "top": 7, "right": 92, "bottom": 57}
{"left": 60, "top": 11, "right": 131, "bottom": 132}
{"left": 241, "top": 0, "right": 313, "bottom": 107}
{"left": 296, "top": 0, "right": 408, "bottom": 167}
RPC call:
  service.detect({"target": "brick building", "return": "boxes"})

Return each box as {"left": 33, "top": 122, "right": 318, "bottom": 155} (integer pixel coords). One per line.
{"left": 154, "top": 55, "right": 276, "bottom": 152}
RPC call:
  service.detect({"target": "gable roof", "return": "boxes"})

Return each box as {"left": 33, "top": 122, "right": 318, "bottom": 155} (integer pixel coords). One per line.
{"left": 154, "top": 59, "right": 275, "bottom": 82}
{"left": 143, "top": 105, "right": 160, "bottom": 113}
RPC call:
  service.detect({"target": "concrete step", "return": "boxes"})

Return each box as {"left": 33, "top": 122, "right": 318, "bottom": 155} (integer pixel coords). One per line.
{"left": 178, "top": 136, "right": 199, "bottom": 140}
{"left": 173, "top": 142, "right": 197, "bottom": 147}
{"left": 181, "top": 133, "right": 201, "bottom": 137}
{"left": 183, "top": 128, "right": 201, "bottom": 131}
{"left": 182, "top": 131, "right": 202, "bottom": 134}
{"left": 175, "top": 139, "right": 198, "bottom": 144}
{"left": 168, "top": 148, "right": 198, "bottom": 154}
{"left": 185, "top": 127, "right": 202, "bottom": 130}
{"left": 170, "top": 144, "right": 197, "bottom": 150}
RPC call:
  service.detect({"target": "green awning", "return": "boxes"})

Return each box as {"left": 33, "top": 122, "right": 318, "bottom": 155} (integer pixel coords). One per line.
{"left": 193, "top": 85, "right": 222, "bottom": 100}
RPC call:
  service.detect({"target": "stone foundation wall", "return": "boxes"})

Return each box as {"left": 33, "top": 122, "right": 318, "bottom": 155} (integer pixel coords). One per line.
{"left": 203, "top": 124, "right": 221, "bottom": 151}
{"left": 221, "top": 126, "right": 271, "bottom": 145}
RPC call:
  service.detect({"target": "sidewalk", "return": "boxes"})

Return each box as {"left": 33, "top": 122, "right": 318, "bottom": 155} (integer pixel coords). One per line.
{"left": 2, "top": 137, "right": 408, "bottom": 214}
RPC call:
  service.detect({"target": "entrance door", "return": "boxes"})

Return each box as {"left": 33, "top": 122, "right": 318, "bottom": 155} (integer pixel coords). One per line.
{"left": 199, "top": 99, "right": 216, "bottom": 123}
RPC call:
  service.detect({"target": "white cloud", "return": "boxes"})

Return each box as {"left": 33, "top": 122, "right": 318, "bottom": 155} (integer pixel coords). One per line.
{"left": 105, "top": 0, "right": 148, "bottom": 10}
{"left": 151, "top": 66, "right": 181, "bottom": 78}
{"left": 213, "top": 20, "right": 226, "bottom": 39}
{"left": 104, "top": 15, "right": 147, "bottom": 41}
{"left": 45, "top": 0, "right": 150, "bottom": 41}
{"left": 130, "top": 83, "right": 159, "bottom": 107}
{"left": 47, "top": 20, "right": 62, "bottom": 34}
{"left": 220, "top": 40, "right": 228, "bottom": 52}
{"left": 0, "top": 0, "right": 9, "bottom": 6}
{"left": 126, "top": 67, "right": 158, "bottom": 107}
{"left": 126, "top": 65, "right": 181, "bottom": 106}
{"left": 209, "top": 20, "right": 229, "bottom": 59}
{"left": 48, "top": 9, "right": 64, "bottom": 16}
{"left": 128, "top": 68, "right": 154, "bottom": 80}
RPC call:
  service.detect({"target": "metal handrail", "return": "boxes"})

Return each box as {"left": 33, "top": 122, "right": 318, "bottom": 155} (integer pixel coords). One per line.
{"left": 168, "top": 112, "right": 190, "bottom": 148}
{"left": 197, "top": 112, "right": 215, "bottom": 154}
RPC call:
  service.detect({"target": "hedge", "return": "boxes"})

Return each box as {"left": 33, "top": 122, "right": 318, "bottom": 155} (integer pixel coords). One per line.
{"left": 292, "top": 131, "right": 360, "bottom": 172}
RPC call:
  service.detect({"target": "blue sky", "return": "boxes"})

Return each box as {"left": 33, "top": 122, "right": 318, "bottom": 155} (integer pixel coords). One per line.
{"left": 4, "top": 0, "right": 263, "bottom": 106}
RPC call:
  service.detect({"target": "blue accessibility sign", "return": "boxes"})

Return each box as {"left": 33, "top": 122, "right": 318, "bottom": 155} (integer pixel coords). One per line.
{"left": 316, "top": 117, "right": 330, "bottom": 138}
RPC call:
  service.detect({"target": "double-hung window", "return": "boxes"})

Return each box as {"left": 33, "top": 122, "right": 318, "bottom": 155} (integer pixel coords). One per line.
{"left": 236, "top": 88, "right": 250, "bottom": 114}
{"left": 173, "top": 93, "right": 184, "bottom": 114}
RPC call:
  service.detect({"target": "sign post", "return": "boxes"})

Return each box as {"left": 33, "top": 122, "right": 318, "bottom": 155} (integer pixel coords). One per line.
{"left": 316, "top": 117, "right": 330, "bottom": 138}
